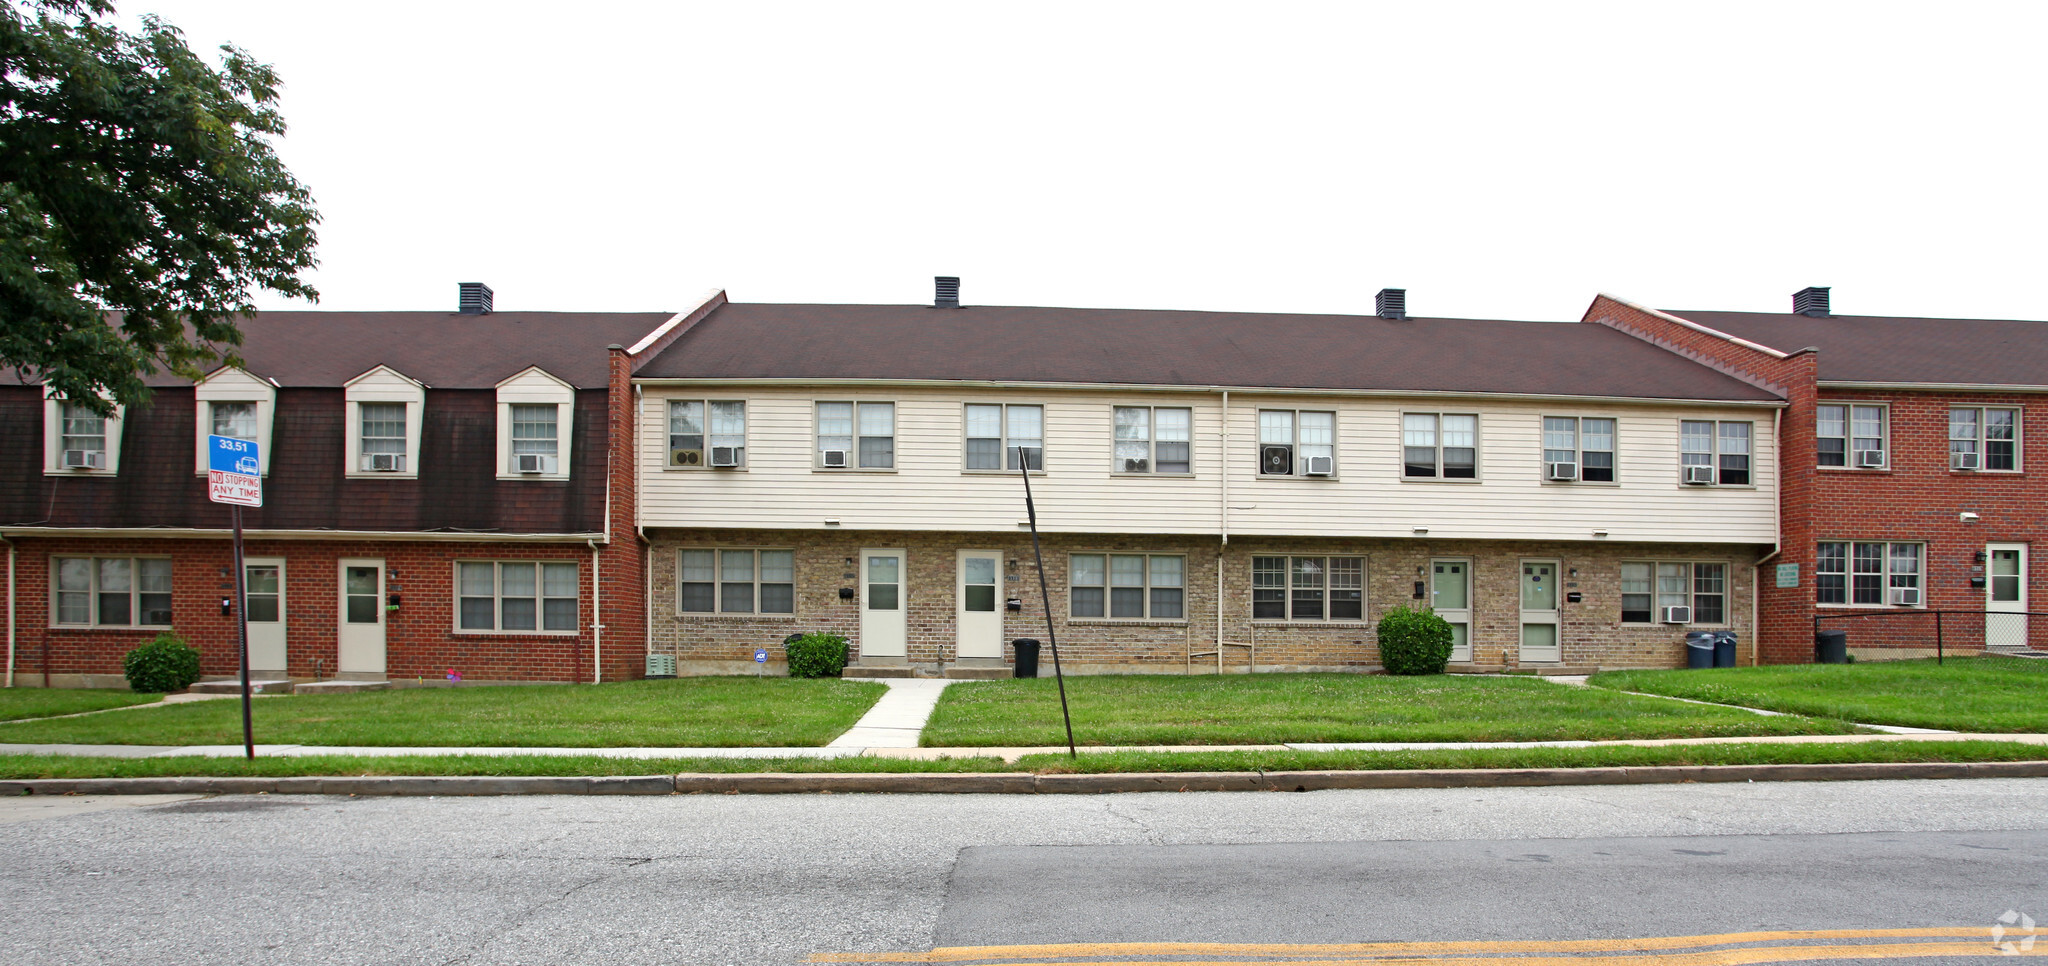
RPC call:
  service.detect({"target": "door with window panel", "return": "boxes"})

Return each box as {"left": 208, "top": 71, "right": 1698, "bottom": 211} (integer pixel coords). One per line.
{"left": 956, "top": 551, "right": 1003, "bottom": 659}
{"left": 860, "top": 550, "right": 908, "bottom": 660}
{"left": 1519, "top": 561, "right": 1560, "bottom": 663}
{"left": 244, "top": 558, "right": 286, "bottom": 673}
{"left": 1431, "top": 560, "right": 1472, "bottom": 662}
{"left": 337, "top": 559, "right": 386, "bottom": 675}
{"left": 1987, "top": 544, "right": 2028, "bottom": 649}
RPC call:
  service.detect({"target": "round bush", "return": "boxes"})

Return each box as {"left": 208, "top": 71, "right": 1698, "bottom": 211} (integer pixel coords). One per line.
{"left": 123, "top": 632, "right": 203, "bottom": 693}
{"left": 1375, "top": 605, "right": 1455, "bottom": 675}
{"left": 784, "top": 632, "right": 849, "bottom": 679}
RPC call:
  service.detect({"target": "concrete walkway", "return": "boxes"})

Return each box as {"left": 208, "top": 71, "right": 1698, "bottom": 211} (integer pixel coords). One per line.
{"left": 826, "top": 678, "right": 952, "bottom": 749}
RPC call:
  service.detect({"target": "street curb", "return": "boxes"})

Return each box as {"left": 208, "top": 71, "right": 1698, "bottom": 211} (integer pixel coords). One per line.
{"left": 5, "top": 760, "right": 2048, "bottom": 797}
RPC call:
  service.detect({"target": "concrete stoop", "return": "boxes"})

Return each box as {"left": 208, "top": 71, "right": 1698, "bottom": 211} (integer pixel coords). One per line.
{"left": 1511, "top": 665, "right": 1601, "bottom": 676}
{"left": 188, "top": 679, "right": 295, "bottom": 695}
{"left": 842, "top": 665, "right": 924, "bottom": 679}
{"left": 942, "top": 665, "right": 1013, "bottom": 679}
{"left": 290, "top": 680, "right": 390, "bottom": 694}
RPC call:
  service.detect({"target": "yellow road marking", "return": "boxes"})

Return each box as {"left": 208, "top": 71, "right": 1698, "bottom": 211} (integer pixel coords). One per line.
{"left": 809, "top": 928, "right": 2021, "bottom": 963}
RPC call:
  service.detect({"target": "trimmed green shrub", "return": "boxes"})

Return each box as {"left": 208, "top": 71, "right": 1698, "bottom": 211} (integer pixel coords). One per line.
{"left": 1376, "top": 605, "right": 1455, "bottom": 676}
{"left": 785, "top": 633, "right": 850, "bottom": 679}
{"left": 123, "top": 632, "right": 203, "bottom": 693}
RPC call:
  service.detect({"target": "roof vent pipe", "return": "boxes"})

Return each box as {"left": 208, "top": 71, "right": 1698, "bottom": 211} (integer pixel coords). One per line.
{"left": 459, "top": 282, "right": 494, "bottom": 315}
{"left": 1793, "top": 286, "right": 1830, "bottom": 318}
{"left": 934, "top": 276, "right": 961, "bottom": 309}
{"left": 1375, "top": 288, "right": 1407, "bottom": 320}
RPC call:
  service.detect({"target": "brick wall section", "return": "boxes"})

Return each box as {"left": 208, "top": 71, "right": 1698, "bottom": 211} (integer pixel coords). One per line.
{"left": 599, "top": 345, "right": 648, "bottom": 682}
{"left": 645, "top": 528, "right": 1760, "bottom": 674}
{"left": 1584, "top": 295, "right": 1816, "bottom": 663}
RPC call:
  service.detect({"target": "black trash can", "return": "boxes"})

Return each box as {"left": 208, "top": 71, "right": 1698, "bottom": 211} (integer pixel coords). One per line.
{"left": 1012, "top": 639, "right": 1040, "bottom": 679}
{"left": 1686, "top": 630, "right": 1715, "bottom": 669}
{"left": 1713, "top": 631, "right": 1738, "bottom": 668}
{"left": 1815, "top": 628, "right": 1849, "bottom": 664}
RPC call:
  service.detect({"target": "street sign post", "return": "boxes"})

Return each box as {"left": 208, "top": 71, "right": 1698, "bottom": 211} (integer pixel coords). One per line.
{"left": 207, "top": 435, "right": 262, "bottom": 760}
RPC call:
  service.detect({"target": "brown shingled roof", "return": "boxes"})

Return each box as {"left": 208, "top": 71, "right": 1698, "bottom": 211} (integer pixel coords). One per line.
{"left": 633, "top": 303, "right": 1782, "bottom": 401}
{"left": 1668, "top": 310, "right": 2048, "bottom": 386}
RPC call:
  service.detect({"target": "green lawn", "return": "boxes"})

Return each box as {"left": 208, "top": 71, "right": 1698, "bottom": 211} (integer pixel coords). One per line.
{"left": 0, "top": 688, "right": 161, "bottom": 722}
{"left": 919, "top": 673, "right": 1860, "bottom": 746}
{"left": 1591, "top": 656, "right": 2048, "bottom": 732}
{"left": 0, "top": 678, "right": 886, "bottom": 747}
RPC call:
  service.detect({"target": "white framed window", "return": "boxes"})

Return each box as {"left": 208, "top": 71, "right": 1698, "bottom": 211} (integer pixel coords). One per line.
{"left": 344, "top": 365, "right": 425, "bottom": 478}
{"left": 678, "top": 549, "right": 794, "bottom": 614}
{"left": 1816, "top": 403, "right": 1887, "bottom": 468}
{"left": 1252, "top": 555, "right": 1365, "bottom": 622}
{"left": 1113, "top": 406, "right": 1193, "bottom": 475}
{"left": 1257, "top": 409, "right": 1336, "bottom": 477}
{"left": 1949, "top": 407, "right": 2020, "bottom": 472}
{"left": 1068, "top": 553, "right": 1184, "bottom": 619}
{"left": 193, "top": 366, "right": 276, "bottom": 475}
{"left": 666, "top": 400, "right": 747, "bottom": 469}
{"left": 495, "top": 367, "right": 574, "bottom": 479}
{"left": 965, "top": 403, "right": 1043, "bottom": 471}
{"left": 1620, "top": 561, "right": 1727, "bottom": 624}
{"left": 1816, "top": 541, "right": 1923, "bottom": 606}
{"left": 1679, "top": 420, "right": 1752, "bottom": 485}
{"left": 457, "top": 561, "right": 579, "bottom": 633}
{"left": 1402, "top": 412, "right": 1477, "bottom": 479}
{"left": 816, "top": 401, "right": 895, "bottom": 469}
{"left": 53, "top": 557, "right": 172, "bottom": 626}
{"left": 1542, "top": 416, "right": 1616, "bottom": 482}
{"left": 43, "top": 388, "right": 124, "bottom": 475}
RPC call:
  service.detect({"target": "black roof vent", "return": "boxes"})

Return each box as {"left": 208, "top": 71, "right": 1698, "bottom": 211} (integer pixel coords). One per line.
{"left": 458, "top": 282, "right": 494, "bottom": 315}
{"left": 934, "top": 276, "right": 960, "bottom": 309}
{"left": 1793, "top": 286, "right": 1830, "bottom": 318}
{"left": 1375, "top": 288, "right": 1407, "bottom": 320}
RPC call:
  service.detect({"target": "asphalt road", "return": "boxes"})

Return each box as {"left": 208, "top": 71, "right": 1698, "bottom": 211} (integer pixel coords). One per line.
{"left": 3, "top": 779, "right": 2046, "bottom": 965}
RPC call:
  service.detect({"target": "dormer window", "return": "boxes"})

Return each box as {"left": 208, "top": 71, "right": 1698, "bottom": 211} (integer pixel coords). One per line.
{"left": 62, "top": 403, "right": 108, "bottom": 467}
{"left": 495, "top": 367, "right": 574, "bottom": 480}
{"left": 193, "top": 366, "right": 276, "bottom": 475}
{"left": 359, "top": 403, "right": 408, "bottom": 472}
{"left": 43, "top": 387, "right": 123, "bottom": 475}
{"left": 343, "top": 365, "right": 425, "bottom": 479}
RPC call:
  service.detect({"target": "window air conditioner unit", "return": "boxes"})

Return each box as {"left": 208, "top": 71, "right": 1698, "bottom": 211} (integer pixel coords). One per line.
{"left": 62, "top": 449, "right": 103, "bottom": 470}
{"left": 1952, "top": 451, "right": 1980, "bottom": 471}
{"left": 1260, "top": 444, "right": 1293, "bottom": 476}
{"left": 710, "top": 446, "right": 741, "bottom": 468}
{"left": 1890, "top": 587, "right": 1921, "bottom": 606}
{"left": 368, "top": 453, "right": 402, "bottom": 472}
{"left": 821, "top": 449, "right": 848, "bottom": 468}
{"left": 1855, "top": 450, "right": 1887, "bottom": 469}
{"left": 671, "top": 448, "right": 702, "bottom": 467}
{"left": 1121, "top": 458, "right": 1149, "bottom": 473}
{"left": 1682, "top": 465, "right": 1716, "bottom": 485}
{"left": 516, "top": 454, "right": 546, "bottom": 474}
{"left": 1660, "top": 605, "right": 1693, "bottom": 624}
{"left": 1303, "top": 455, "right": 1334, "bottom": 476}
{"left": 1546, "top": 461, "right": 1578, "bottom": 481}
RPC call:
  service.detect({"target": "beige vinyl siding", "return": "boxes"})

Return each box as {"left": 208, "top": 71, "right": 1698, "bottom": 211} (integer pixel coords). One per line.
{"left": 637, "top": 386, "right": 1777, "bottom": 543}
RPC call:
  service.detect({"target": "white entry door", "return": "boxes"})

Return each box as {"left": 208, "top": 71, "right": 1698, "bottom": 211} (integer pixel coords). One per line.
{"left": 859, "top": 549, "right": 908, "bottom": 660}
{"left": 1432, "top": 558, "right": 1472, "bottom": 663}
{"left": 337, "top": 558, "right": 387, "bottom": 675}
{"left": 244, "top": 557, "right": 287, "bottom": 674}
{"left": 1987, "top": 544, "right": 2028, "bottom": 649}
{"left": 957, "top": 550, "right": 1003, "bottom": 659}
{"left": 1519, "top": 560, "right": 1561, "bottom": 663}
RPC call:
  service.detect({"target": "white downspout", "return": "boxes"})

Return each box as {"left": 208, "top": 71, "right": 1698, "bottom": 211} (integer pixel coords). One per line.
{"left": 4, "top": 535, "right": 14, "bottom": 688}
{"left": 588, "top": 539, "right": 603, "bottom": 684}
{"left": 1749, "top": 407, "right": 1783, "bottom": 668}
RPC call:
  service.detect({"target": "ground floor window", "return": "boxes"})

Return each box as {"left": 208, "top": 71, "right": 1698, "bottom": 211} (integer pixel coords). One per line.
{"left": 1620, "top": 561, "right": 1726, "bottom": 624}
{"left": 1253, "top": 555, "right": 1364, "bottom": 621}
{"left": 54, "top": 557, "right": 171, "bottom": 626}
{"left": 1816, "top": 541, "right": 1922, "bottom": 606}
{"left": 459, "top": 561, "right": 578, "bottom": 631}
{"left": 1069, "top": 553, "right": 1183, "bottom": 619}
{"left": 679, "top": 549, "right": 794, "bottom": 614}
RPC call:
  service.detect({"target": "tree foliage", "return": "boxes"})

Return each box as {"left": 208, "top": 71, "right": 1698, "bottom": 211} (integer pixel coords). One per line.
{"left": 1, "top": 0, "right": 318, "bottom": 413}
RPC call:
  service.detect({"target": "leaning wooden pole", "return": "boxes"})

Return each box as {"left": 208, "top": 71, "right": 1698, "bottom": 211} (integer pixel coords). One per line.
{"left": 1017, "top": 449, "right": 1077, "bottom": 758}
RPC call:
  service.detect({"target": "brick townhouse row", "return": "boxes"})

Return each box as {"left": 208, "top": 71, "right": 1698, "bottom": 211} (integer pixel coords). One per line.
{"left": 2, "top": 282, "right": 2040, "bottom": 686}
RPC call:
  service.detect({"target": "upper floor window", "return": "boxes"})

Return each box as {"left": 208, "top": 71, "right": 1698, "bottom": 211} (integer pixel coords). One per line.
{"left": 1114, "top": 406, "right": 1192, "bottom": 474}
{"left": 678, "top": 548, "right": 794, "bottom": 614}
{"left": 344, "top": 365, "right": 424, "bottom": 478}
{"left": 1259, "top": 409, "right": 1336, "bottom": 477}
{"left": 1680, "top": 420, "right": 1751, "bottom": 486}
{"left": 54, "top": 557, "right": 171, "bottom": 626}
{"left": 359, "top": 403, "right": 408, "bottom": 472}
{"left": 508, "top": 404, "right": 560, "bottom": 473}
{"left": 965, "top": 403, "right": 1042, "bottom": 471}
{"left": 668, "top": 400, "right": 746, "bottom": 469}
{"left": 1542, "top": 416, "right": 1615, "bottom": 482}
{"left": 1621, "top": 561, "right": 1726, "bottom": 624}
{"left": 193, "top": 366, "right": 276, "bottom": 476}
{"left": 1817, "top": 403, "right": 1886, "bottom": 468}
{"left": 61, "top": 402, "right": 108, "bottom": 469}
{"left": 496, "top": 367, "right": 574, "bottom": 479}
{"left": 817, "top": 402, "right": 895, "bottom": 469}
{"left": 44, "top": 389, "right": 123, "bottom": 475}
{"left": 1817, "top": 541, "right": 1923, "bottom": 606}
{"left": 1069, "top": 553, "right": 1184, "bottom": 619}
{"left": 1950, "top": 407, "right": 2019, "bottom": 472}
{"left": 458, "top": 561, "right": 578, "bottom": 632}
{"left": 1253, "top": 555, "right": 1364, "bottom": 622}
{"left": 1402, "top": 413, "right": 1476, "bottom": 479}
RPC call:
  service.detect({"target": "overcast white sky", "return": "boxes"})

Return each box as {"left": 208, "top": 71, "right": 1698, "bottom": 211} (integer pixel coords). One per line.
{"left": 130, "top": 1, "right": 2048, "bottom": 322}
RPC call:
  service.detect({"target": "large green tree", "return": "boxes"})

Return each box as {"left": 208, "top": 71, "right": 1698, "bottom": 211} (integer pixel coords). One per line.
{"left": 1, "top": 0, "right": 318, "bottom": 414}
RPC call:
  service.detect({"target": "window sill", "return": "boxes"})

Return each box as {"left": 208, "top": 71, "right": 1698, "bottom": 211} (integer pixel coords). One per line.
{"left": 1111, "top": 472, "right": 1197, "bottom": 479}
{"left": 674, "top": 612, "right": 798, "bottom": 621}
{"left": 494, "top": 474, "right": 573, "bottom": 482}
{"left": 812, "top": 468, "right": 898, "bottom": 474}
{"left": 345, "top": 472, "right": 421, "bottom": 481}
{"left": 1539, "top": 479, "right": 1620, "bottom": 487}
{"left": 1399, "top": 476, "right": 1482, "bottom": 484}
{"left": 48, "top": 624, "right": 169, "bottom": 631}
{"left": 1951, "top": 470, "right": 2023, "bottom": 476}
{"left": 453, "top": 629, "right": 580, "bottom": 637}
{"left": 1257, "top": 474, "right": 1344, "bottom": 482}
{"left": 1675, "top": 483, "right": 1759, "bottom": 490}
{"left": 1814, "top": 603, "right": 1925, "bottom": 610}
{"left": 663, "top": 467, "right": 749, "bottom": 473}
{"left": 1251, "top": 620, "right": 1370, "bottom": 629}
{"left": 1619, "top": 622, "right": 1731, "bottom": 629}
{"left": 962, "top": 469, "right": 1046, "bottom": 476}
{"left": 44, "top": 468, "right": 117, "bottom": 478}
{"left": 1066, "top": 618, "right": 1188, "bottom": 627}
{"left": 1817, "top": 465, "right": 1891, "bottom": 474}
